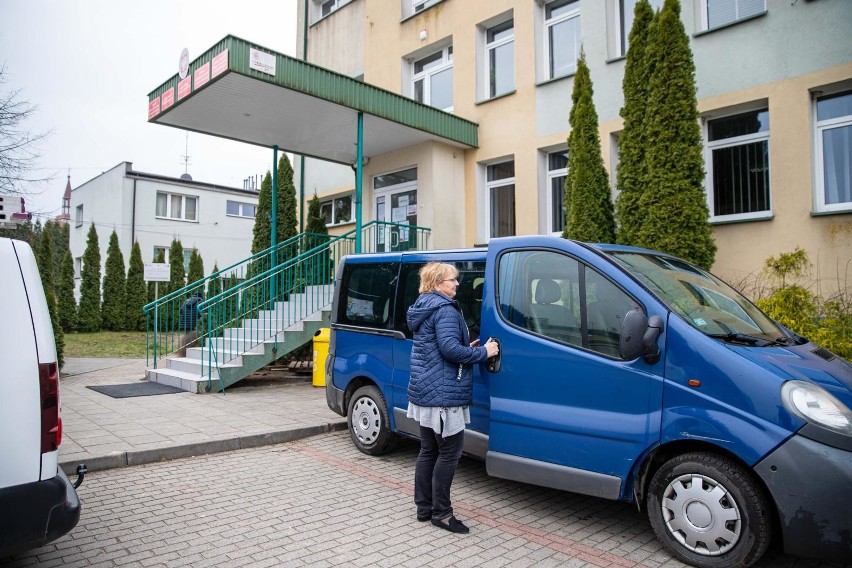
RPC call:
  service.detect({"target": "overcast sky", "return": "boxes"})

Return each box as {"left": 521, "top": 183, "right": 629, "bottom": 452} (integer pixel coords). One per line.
{"left": 1, "top": 0, "right": 298, "bottom": 219}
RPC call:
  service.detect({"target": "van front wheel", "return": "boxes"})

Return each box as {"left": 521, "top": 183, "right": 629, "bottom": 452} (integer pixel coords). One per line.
{"left": 347, "top": 385, "right": 399, "bottom": 456}
{"left": 647, "top": 453, "right": 771, "bottom": 568}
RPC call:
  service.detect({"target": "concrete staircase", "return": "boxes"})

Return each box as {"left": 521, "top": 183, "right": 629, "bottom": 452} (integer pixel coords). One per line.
{"left": 147, "top": 285, "right": 333, "bottom": 393}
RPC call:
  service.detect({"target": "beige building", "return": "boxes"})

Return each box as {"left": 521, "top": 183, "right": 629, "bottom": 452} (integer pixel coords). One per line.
{"left": 296, "top": 0, "right": 852, "bottom": 293}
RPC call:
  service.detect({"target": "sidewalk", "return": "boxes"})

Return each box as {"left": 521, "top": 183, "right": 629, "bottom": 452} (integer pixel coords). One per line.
{"left": 58, "top": 358, "right": 347, "bottom": 474}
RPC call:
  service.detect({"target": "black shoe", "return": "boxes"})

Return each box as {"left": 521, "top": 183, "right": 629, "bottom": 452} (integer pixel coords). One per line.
{"left": 417, "top": 513, "right": 430, "bottom": 522}
{"left": 431, "top": 515, "right": 469, "bottom": 533}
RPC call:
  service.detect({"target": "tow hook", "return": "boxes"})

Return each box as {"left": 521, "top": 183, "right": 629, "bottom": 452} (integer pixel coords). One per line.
{"left": 73, "top": 464, "right": 87, "bottom": 489}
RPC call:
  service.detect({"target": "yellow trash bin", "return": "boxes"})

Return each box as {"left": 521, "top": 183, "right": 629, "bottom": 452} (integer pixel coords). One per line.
{"left": 312, "top": 328, "right": 330, "bottom": 387}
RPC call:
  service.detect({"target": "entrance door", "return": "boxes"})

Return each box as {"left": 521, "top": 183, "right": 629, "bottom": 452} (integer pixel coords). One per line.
{"left": 374, "top": 168, "right": 418, "bottom": 252}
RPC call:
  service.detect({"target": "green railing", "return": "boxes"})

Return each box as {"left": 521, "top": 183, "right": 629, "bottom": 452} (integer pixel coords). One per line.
{"left": 359, "top": 220, "right": 431, "bottom": 253}
{"left": 200, "top": 232, "right": 356, "bottom": 392}
{"left": 143, "top": 232, "right": 329, "bottom": 367}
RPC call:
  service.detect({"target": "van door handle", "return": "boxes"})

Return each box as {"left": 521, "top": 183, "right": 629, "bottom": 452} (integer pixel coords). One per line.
{"left": 485, "top": 337, "right": 501, "bottom": 373}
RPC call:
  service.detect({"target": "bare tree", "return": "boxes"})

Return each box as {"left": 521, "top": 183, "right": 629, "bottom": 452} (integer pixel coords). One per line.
{"left": 0, "top": 65, "right": 51, "bottom": 195}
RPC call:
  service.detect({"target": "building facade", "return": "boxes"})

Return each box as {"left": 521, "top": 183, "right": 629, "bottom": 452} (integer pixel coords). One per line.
{"left": 69, "top": 162, "right": 259, "bottom": 298}
{"left": 296, "top": 0, "right": 851, "bottom": 291}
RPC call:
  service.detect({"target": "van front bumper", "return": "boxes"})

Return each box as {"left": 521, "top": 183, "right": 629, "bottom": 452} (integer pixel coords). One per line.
{"left": 0, "top": 467, "right": 81, "bottom": 556}
{"left": 754, "top": 433, "right": 852, "bottom": 562}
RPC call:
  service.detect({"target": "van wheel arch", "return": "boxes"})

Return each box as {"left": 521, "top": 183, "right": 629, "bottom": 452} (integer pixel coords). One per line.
{"left": 346, "top": 382, "right": 400, "bottom": 456}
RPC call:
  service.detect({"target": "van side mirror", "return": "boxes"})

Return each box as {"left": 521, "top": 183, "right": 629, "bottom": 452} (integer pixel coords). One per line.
{"left": 620, "top": 309, "right": 664, "bottom": 364}
{"left": 620, "top": 308, "right": 647, "bottom": 360}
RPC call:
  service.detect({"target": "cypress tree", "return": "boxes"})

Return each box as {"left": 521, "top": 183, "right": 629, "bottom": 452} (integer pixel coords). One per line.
{"left": 101, "top": 230, "right": 127, "bottom": 330}
{"left": 126, "top": 241, "right": 147, "bottom": 332}
{"left": 207, "top": 264, "right": 222, "bottom": 299}
{"left": 58, "top": 250, "right": 77, "bottom": 332}
{"left": 37, "top": 229, "right": 64, "bottom": 368}
{"left": 616, "top": 0, "right": 655, "bottom": 245}
{"left": 562, "top": 49, "right": 615, "bottom": 244}
{"left": 77, "top": 223, "right": 102, "bottom": 332}
{"left": 279, "top": 154, "right": 298, "bottom": 244}
{"left": 251, "top": 171, "right": 274, "bottom": 254}
{"left": 187, "top": 249, "right": 204, "bottom": 287}
{"left": 168, "top": 238, "right": 185, "bottom": 294}
{"left": 637, "top": 0, "right": 716, "bottom": 268}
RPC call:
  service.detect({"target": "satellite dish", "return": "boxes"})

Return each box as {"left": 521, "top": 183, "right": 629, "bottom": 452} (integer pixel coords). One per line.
{"left": 180, "top": 173, "right": 193, "bottom": 181}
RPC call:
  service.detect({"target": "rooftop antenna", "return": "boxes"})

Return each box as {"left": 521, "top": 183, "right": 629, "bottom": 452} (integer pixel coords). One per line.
{"left": 180, "top": 132, "right": 193, "bottom": 181}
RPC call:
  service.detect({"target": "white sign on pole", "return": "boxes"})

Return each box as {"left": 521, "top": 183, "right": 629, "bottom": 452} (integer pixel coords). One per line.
{"left": 144, "top": 263, "right": 170, "bottom": 282}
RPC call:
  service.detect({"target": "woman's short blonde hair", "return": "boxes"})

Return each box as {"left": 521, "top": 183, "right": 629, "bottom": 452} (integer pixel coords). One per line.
{"left": 419, "top": 262, "right": 459, "bottom": 294}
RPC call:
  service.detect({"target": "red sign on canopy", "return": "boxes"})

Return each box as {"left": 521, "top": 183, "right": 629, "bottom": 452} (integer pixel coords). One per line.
{"left": 177, "top": 76, "right": 191, "bottom": 100}
{"left": 194, "top": 62, "right": 211, "bottom": 89}
{"left": 148, "top": 97, "right": 161, "bottom": 120}
{"left": 212, "top": 50, "right": 229, "bottom": 78}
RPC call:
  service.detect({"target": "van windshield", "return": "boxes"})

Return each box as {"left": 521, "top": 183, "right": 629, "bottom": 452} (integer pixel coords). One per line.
{"left": 607, "top": 251, "right": 787, "bottom": 344}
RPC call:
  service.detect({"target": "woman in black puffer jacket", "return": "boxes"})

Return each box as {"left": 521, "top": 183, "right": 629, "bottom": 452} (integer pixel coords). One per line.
{"left": 406, "top": 262, "right": 499, "bottom": 533}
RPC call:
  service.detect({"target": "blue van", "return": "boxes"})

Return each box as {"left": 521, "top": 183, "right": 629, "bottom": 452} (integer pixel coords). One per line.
{"left": 325, "top": 235, "right": 852, "bottom": 568}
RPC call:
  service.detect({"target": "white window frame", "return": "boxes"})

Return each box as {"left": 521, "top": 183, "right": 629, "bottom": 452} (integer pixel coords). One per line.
{"left": 485, "top": 159, "right": 516, "bottom": 240}
{"left": 413, "top": 0, "right": 440, "bottom": 13}
{"left": 226, "top": 200, "right": 256, "bottom": 219}
{"left": 700, "top": 0, "right": 766, "bottom": 31}
{"left": 705, "top": 107, "right": 772, "bottom": 223}
{"left": 614, "top": 0, "right": 662, "bottom": 58}
{"left": 315, "top": 0, "right": 351, "bottom": 21}
{"left": 155, "top": 191, "right": 198, "bottom": 222}
{"left": 153, "top": 246, "right": 168, "bottom": 262}
{"left": 75, "top": 204, "right": 83, "bottom": 227}
{"left": 484, "top": 19, "right": 515, "bottom": 99}
{"left": 814, "top": 90, "right": 852, "bottom": 213}
{"left": 74, "top": 256, "right": 82, "bottom": 279}
{"left": 411, "top": 46, "right": 454, "bottom": 111}
{"left": 545, "top": 149, "right": 568, "bottom": 235}
{"left": 544, "top": 0, "right": 580, "bottom": 80}
{"left": 319, "top": 193, "right": 354, "bottom": 226}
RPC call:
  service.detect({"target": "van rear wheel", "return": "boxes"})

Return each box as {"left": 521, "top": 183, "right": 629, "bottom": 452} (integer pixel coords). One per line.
{"left": 347, "top": 385, "right": 399, "bottom": 456}
{"left": 647, "top": 453, "right": 771, "bottom": 568}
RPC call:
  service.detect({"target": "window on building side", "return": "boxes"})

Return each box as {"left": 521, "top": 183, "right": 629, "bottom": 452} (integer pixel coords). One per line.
{"left": 616, "top": 0, "right": 662, "bottom": 57}
{"left": 707, "top": 108, "right": 771, "bottom": 221}
{"left": 74, "top": 257, "right": 82, "bottom": 278}
{"left": 545, "top": 0, "right": 580, "bottom": 79}
{"left": 226, "top": 200, "right": 256, "bottom": 218}
{"left": 487, "top": 160, "right": 516, "bottom": 238}
{"left": 413, "top": 0, "right": 440, "bottom": 13}
{"left": 486, "top": 20, "right": 515, "bottom": 98}
{"left": 413, "top": 46, "right": 453, "bottom": 111}
{"left": 318, "top": 0, "right": 350, "bottom": 18}
{"left": 319, "top": 194, "right": 353, "bottom": 226}
{"left": 75, "top": 204, "right": 83, "bottom": 227}
{"left": 183, "top": 249, "right": 195, "bottom": 274}
{"left": 702, "top": 0, "right": 765, "bottom": 31}
{"left": 547, "top": 150, "right": 568, "bottom": 234}
{"left": 156, "top": 192, "right": 198, "bottom": 222}
{"left": 815, "top": 90, "right": 852, "bottom": 212}
{"left": 153, "top": 246, "right": 167, "bottom": 262}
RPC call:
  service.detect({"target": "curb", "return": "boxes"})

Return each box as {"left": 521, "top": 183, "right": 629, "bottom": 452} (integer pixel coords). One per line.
{"left": 60, "top": 421, "right": 348, "bottom": 476}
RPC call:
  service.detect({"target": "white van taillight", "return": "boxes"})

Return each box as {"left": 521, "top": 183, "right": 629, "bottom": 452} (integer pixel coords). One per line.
{"left": 39, "top": 362, "right": 62, "bottom": 453}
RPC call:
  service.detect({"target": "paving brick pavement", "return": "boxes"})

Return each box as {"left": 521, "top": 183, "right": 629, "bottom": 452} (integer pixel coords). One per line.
{"left": 3, "top": 432, "right": 849, "bottom": 567}
{"left": 56, "top": 358, "right": 346, "bottom": 474}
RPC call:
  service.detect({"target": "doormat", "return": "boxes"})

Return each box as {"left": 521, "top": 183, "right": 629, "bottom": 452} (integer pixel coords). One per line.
{"left": 86, "top": 382, "right": 184, "bottom": 398}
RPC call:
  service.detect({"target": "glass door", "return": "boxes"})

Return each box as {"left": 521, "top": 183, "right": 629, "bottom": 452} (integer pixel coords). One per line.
{"left": 374, "top": 168, "right": 418, "bottom": 252}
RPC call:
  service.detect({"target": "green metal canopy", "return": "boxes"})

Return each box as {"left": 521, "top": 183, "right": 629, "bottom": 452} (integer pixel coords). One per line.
{"left": 147, "top": 35, "right": 478, "bottom": 165}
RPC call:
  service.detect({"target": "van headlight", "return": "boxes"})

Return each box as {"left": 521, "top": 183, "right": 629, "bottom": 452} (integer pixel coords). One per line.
{"left": 781, "top": 380, "right": 852, "bottom": 436}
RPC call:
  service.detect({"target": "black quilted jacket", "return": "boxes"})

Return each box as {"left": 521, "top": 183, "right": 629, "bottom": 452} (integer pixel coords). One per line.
{"left": 406, "top": 292, "right": 489, "bottom": 407}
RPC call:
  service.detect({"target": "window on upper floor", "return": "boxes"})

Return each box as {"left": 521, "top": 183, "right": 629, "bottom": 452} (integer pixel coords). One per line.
{"left": 615, "top": 0, "right": 663, "bottom": 57}
{"left": 706, "top": 108, "right": 771, "bottom": 222}
{"left": 226, "top": 200, "right": 256, "bottom": 219}
{"left": 484, "top": 19, "right": 515, "bottom": 99}
{"left": 156, "top": 192, "right": 198, "bottom": 222}
{"left": 546, "top": 150, "right": 568, "bottom": 234}
{"left": 75, "top": 204, "right": 83, "bottom": 227}
{"left": 815, "top": 90, "right": 852, "bottom": 213}
{"left": 320, "top": 194, "right": 353, "bottom": 226}
{"left": 316, "top": 0, "right": 351, "bottom": 19}
{"left": 412, "top": 46, "right": 454, "bottom": 111}
{"left": 700, "top": 0, "right": 765, "bottom": 31}
{"left": 544, "top": 0, "right": 581, "bottom": 79}
{"left": 413, "top": 0, "right": 440, "bottom": 13}
{"left": 487, "top": 160, "right": 516, "bottom": 238}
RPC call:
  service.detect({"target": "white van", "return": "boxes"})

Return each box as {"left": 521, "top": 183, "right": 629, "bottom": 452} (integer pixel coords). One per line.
{"left": 0, "top": 237, "right": 83, "bottom": 555}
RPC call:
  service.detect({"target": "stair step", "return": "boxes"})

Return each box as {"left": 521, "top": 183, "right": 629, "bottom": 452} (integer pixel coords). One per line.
{"left": 146, "top": 367, "right": 223, "bottom": 394}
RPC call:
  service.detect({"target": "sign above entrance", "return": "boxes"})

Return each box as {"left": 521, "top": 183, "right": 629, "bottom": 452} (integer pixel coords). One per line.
{"left": 249, "top": 48, "right": 276, "bottom": 76}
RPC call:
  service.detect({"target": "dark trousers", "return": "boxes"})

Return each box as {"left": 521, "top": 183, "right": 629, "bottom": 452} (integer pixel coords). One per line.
{"left": 414, "top": 425, "right": 464, "bottom": 521}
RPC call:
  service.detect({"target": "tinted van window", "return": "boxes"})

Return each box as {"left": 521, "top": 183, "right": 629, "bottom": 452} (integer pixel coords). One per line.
{"left": 337, "top": 263, "right": 398, "bottom": 328}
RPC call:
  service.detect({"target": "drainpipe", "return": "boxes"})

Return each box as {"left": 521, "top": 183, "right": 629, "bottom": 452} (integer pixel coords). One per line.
{"left": 299, "top": 0, "right": 309, "bottom": 233}
{"left": 355, "top": 112, "right": 363, "bottom": 253}
{"left": 131, "top": 178, "right": 137, "bottom": 245}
